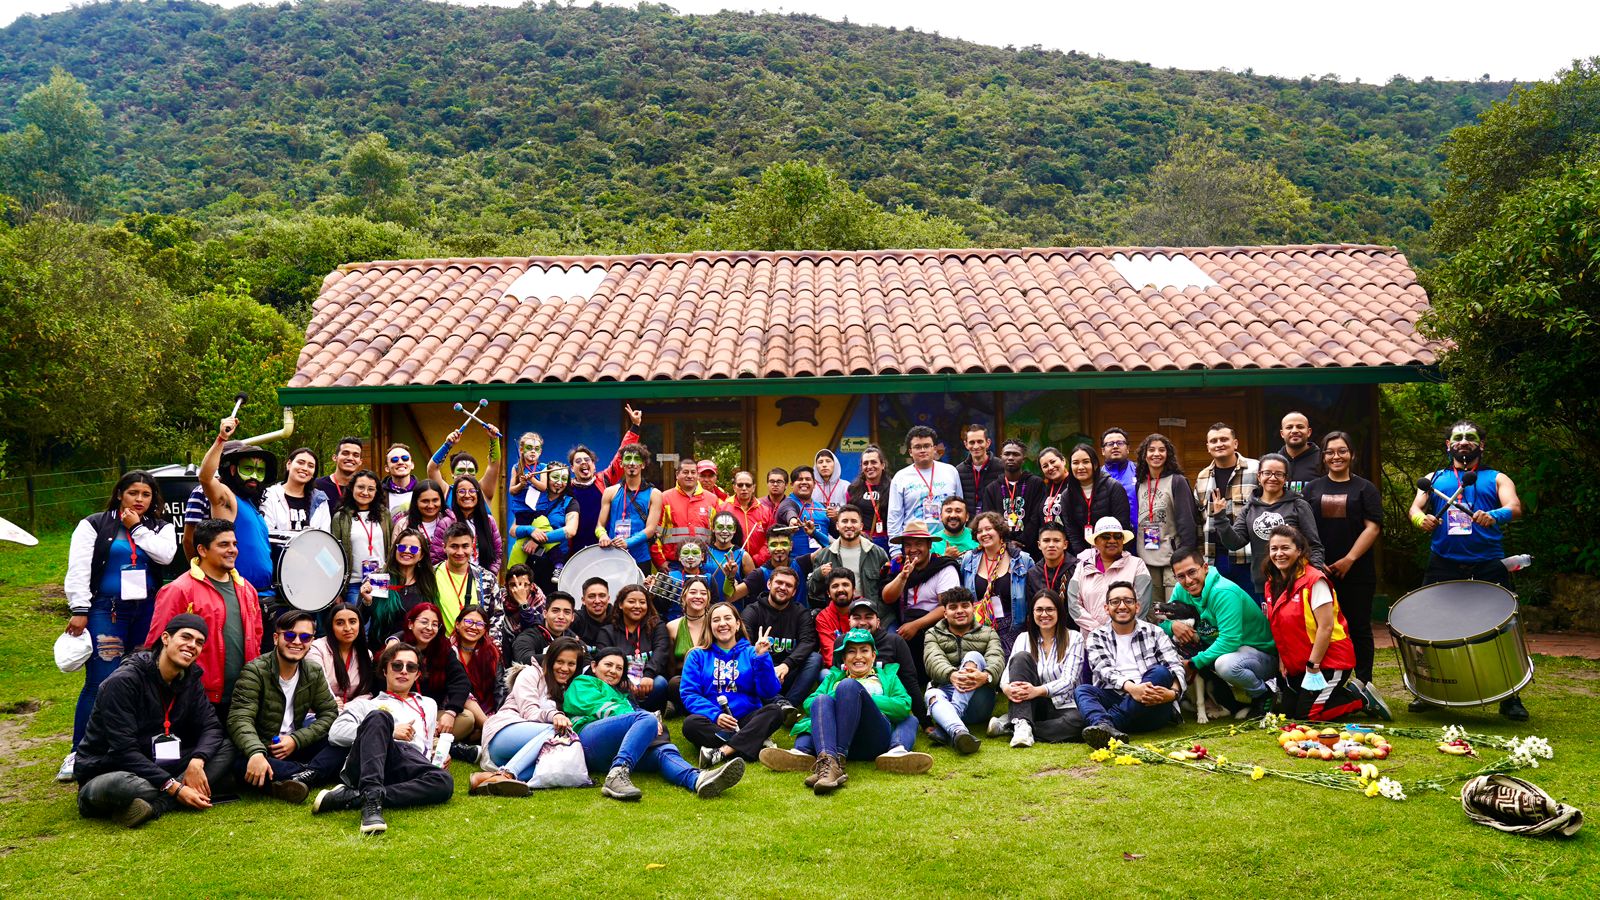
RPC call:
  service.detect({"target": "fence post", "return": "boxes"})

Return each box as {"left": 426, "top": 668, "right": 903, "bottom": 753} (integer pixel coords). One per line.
{"left": 25, "top": 470, "right": 36, "bottom": 534}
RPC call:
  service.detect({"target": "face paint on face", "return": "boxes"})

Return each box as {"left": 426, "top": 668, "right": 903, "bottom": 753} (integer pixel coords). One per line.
{"left": 621, "top": 450, "right": 643, "bottom": 473}
{"left": 712, "top": 517, "right": 737, "bottom": 546}
{"left": 236, "top": 459, "right": 267, "bottom": 483}
{"left": 678, "top": 545, "right": 704, "bottom": 569}
{"left": 520, "top": 438, "right": 542, "bottom": 462}
{"left": 767, "top": 538, "right": 791, "bottom": 565}
{"left": 454, "top": 461, "right": 477, "bottom": 478}
{"left": 547, "top": 466, "right": 570, "bottom": 491}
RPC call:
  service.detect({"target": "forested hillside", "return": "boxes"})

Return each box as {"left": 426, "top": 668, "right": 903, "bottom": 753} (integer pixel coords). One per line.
{"left": 2, "top": 0, "right": 1513, "bottom": 261}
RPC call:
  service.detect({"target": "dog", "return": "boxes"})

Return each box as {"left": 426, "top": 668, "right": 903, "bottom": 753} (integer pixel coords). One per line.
{"left": 1151, "top": 599, "right": 1237, "bottom": 723}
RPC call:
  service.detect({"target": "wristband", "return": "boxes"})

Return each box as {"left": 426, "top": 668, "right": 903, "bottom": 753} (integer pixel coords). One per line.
{"left": 1410, "top": 510, "right": 1427, "bottom": 528}
{"left": 1490, "top": 507, "right": 1513, "bottom": 526}
{"left": 431, "top": 443, "right": 451, "bottom": 465}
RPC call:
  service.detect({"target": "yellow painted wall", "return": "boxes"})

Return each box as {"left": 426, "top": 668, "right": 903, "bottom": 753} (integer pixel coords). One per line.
{"left": 754, "top": 394, "right": 857, "bottom": 477}
{"left": 382, "top": 401, "right": 510, "bottom": 523}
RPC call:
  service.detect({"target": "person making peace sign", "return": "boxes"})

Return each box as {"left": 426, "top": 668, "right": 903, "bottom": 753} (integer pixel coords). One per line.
{"left": 679, "top": 602, "right": 797, "bottom": 766}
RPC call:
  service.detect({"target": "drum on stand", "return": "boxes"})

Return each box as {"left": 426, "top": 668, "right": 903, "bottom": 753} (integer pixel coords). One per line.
{"left": 1387, "top": 579, "right": 1534, "bottom": 707}
{"left": 557, "top": 545, "right": 644, "bottom": 603}
{"left": 273, "top": 528, "right": 347, "bottom": 612}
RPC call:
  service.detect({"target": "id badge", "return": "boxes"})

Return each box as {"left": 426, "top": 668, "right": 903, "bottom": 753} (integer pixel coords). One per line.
{"left": 628, "top": 655, "right": 645, "bottom": 681}
{"left": 1142, "top": 523, "right": 1162, "bottom": 550}
{"left": 1084, "top": 525, "right": 1095, "bottom": 546}
{"left": 361, "top": 559, "right": 380, "bottom": 577}
{"left": 988, "top": 596, "right": 1004, "bottom": 621}
{"left": 153, "top": 734, "right": 181, "bottom": 761}
{"left": 1006, "top": 511, "right": 1022, "bottom": 531}
{"left": 120, "top": 565, "right": 148, "bottom": 601}
{"left": 615, "top": 517, "right": 632, "bottom": 540}
{"left": 921, "top": 496, "right": 941, "bottom": 520}
{"left": 1446, "top": 507, "right": 1473, "bottom": 536}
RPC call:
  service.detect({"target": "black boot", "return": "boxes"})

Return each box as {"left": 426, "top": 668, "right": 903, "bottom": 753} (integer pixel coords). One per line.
{"left": 1500, "top": 695, "right": 1530, "bottom": 722}
{"left": 360, "top": 791, "right": 386, "bottom": 834}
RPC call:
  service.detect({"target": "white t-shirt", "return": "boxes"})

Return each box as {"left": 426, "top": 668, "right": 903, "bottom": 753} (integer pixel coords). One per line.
{"left": 347, "top": 510, "right": 386, "bottom": 583}
{"left": 278, "top": 671, "right": 300, "bottom": 736}
{"left": 1309, "top": 580, "right": 1335, "bottom": 611}
{"left": 1112, "top": 631, "right": 1142, "bottom": 685}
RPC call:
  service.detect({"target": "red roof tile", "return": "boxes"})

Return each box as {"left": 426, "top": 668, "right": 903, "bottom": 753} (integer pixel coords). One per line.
{"left": 290, "top": 246, "right": 1439, "bottom": 389}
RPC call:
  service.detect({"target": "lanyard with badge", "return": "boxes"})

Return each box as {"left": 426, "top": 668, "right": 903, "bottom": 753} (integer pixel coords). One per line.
{"left": 980, "top": 552, "right": 1005, "bottom": 622}
{"left": 1142, "top": 475, "right": 1163, "bottom": 550}
{"left": 616, "top": 486, "right": 637, "bottom": 540}
{"left": 119, "top": 527, "right": 148, "bottom": 606}
{"left": 1080, "top": 482, "right": 1096, "bottom": 546}
{"left": 152, "top": 695, "right": 181, "bottom": 761}
{"left": 1444, "top": 469, "right": 1476, "bottom": 536}
{"left": 1002, "top": 478, "right": 1024, "bottom": 532}
{"left": 386, "top": 691, "right": 430, "bottom": 742}
{"left": 915, "top": 466, "right": 940, "bottom": 520}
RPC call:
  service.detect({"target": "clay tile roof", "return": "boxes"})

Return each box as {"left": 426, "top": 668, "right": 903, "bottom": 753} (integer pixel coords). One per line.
{"left": 289, "top": 245, "right": 1439, "bottom": 390}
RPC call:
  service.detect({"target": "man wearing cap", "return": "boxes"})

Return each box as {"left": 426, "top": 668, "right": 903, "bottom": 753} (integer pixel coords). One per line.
{"left": 922, "top": 586, "right": 1004, "bottom": 754}
{"left": 1067, "top": 517, "right": 1154, "bottom": 633}
{"left": 697, "top": 459, "right": 729, "bottom": 502}
{"left": 880, "top": 519, "right": 961, "bottom": 683}
{"left": 228, "top": 609, "right": 346, "bottom": 805}
{"left": 75, "top": 613, "right": 228, "bottom": 828}
{"left": 807, "top": 505, "right": 890, "bottom": 621}
{"left": 198, "top": 415, "right": 278, "bottom": 614}
{"left": 1078, "top": 581, "right": 1187, "bottom": 748}
{"left": 718, "top": 470, "right": 773, "bottom": 568}
{"left": 656, "top": 456, "right": 718, "bottom": 569}
{"left": 145, "top": 518, "right": 262, "bottom": 722}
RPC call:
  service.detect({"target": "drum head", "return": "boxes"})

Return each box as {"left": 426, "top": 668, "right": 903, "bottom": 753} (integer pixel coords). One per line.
{"left": 1389, "top": 580, "right": 1517, "bottom": 642}
{"left": 558, "top": 546, "right": 643, "bottom": 601}
{"left": 276, "top": 529, "right": 347, "bottom": 612}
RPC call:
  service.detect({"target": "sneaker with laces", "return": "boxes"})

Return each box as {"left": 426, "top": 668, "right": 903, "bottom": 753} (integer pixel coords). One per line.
{"left": 1010, "top": 719, "right": 1035, "bottom": 748}
{"left": 759, "top": 746, "right": 816, "bottom": 773}
{"left": 987, "top": 716, "right": 1009, "bottom": 738}
{"left": 312, "top": 784, "right": 362, "bottom": 814}
{"left": 359, "top": 792, "right": 386, "bottom": 834}
{"left": 874, "top": 745, "right": 933, "bottom": 774}
{"left": 602, "top": 765, "right": 642, "bottom": 801}
{"left": 812, "top": 753, "right": 847, "bottom": 794}
{"left": 55, "top": 752, "right": 75, "bottom": 783}
{"left": 269, "top": 776, "right": 311, "bottom": 805}
{"left": 694, "top": 757, "right": 745, "bottom": 798}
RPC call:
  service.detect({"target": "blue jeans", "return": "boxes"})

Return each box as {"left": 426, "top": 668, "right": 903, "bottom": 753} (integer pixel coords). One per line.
{"left": 780, "top": 652, "right": 824, "bottom": 707}
{"left": 926, "top": 651, "right": 998, "bottom": 742}
{"left": 74, "top": 592, "right": 154, "bottom": 748}
{"left": 578, "top": 711, "right": 697, "bottom": 790}
{"left": 1073, "top": 664, "right": 1179, "bottom": 735}
{"left": 231, "top": 737, "right": 349, "bottom": 787}
{"left": 1211, "top": 646, "right": 1277, "bottom": 698}
{"left": 487, "top": 721, "right": 556, "bottom": 781}
{"left": 795, "top": 678, "right": 913, "bottom": 761}
{"left": 630, "top": 675, "right": 670, "bottom": 712}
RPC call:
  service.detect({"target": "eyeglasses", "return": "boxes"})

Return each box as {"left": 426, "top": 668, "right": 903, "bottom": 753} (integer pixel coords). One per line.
{"left": 388, "top": 660, "right": 420, "bottom": 673}
{"left": 389, "top": 454, "right": 411, "bottom": 464}
{"left": 1106, "top": 597, "right": 1139, "bottom": 607}
{"left": 396, "top": 545, "right": 422, "bottom": 555}
{"left": 458, "top": 619, "right": 486, "bottom": 630}
{"left": 1450, "top": 431, "right": 1480, "bottom": 443}
{"left": 456, "top": 487, "right": 478, "bottom": 496}
{"left": 1102, "top": 439, "right": 1127, "bottom": 448}
{"left": 281, "top": 632, "right": 315, "bottom": 644}
{"left": 1259, "top": 471, "right": 1286, "bottom": 480}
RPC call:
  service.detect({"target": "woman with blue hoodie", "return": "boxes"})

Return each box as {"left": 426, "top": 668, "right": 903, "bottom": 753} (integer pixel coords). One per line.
{"left": 680, "top": 601, "right": 792, "bottom": 766}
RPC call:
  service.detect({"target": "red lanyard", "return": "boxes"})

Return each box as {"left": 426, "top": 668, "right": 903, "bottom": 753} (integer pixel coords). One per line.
{"left": 445, "top": 567, "right": 469, "bottom": 603}
{"left": 1003, "top": 477, "right": 1020, "bottom": 507}
{"left": 970, "top": 460, "right": 984, "bottom": 501}
{"left": 1081, "top": 481, "right": 1094, "bottom": 516}
{"left": 622, "top": 486, "right": 638, "bottom": 521}
{"left": 1042, "top": 562, "right": 1066, "bottom": 593}
{"left": 866, "top": 483, "right": 883, "bottom": 531}
{"left": 162, "top": 696, "right": 176, "bottom": 735}
{"left": 624, "top": 624, "right": 642, "bottom": 653}
{"left": 1046, "top": 479, "right": 1064, "bottom": 513}
{"left": 358, "top": 514, "right": 377, "bottom": 555}
{"left": 127, "top": 529, "right": 139, "bottom": 567}
{"left": 385, "top": 691, "right": 427, "bottom": 724}
{"left": 818, "top": 481, "right": 838, "bottom": 505}
{"left": 1146, "top": 474, "right": 1160, "bottom": 520}
{"left": 915, "top": 465, "right": 937, "bottom": 503}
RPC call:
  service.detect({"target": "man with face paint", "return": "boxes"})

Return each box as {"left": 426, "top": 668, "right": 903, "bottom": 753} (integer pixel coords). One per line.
{"left": 980, "top": 440, "right": 1046, "bottom": 556}
{"left": 198, "top": 417, "right": 279, "bottom": 613}
{"left": 955, "top": 424, "right": 1004, "bottom": 515}
{"left": 808, "top": 505, "right": 890, "bottom": 621}
{"left": 565, "top": 404, "right": 645, "bottom": 556}
{"left": 741, "top": 566, "right": 821, "bottom": 707}
{"left": 887, "top": 426, "right": 962, "bottom": 560}
{"left": 847, "top": 445, "right": 891, "bottom": 551}
{"left": 744, "top": 532, "right": 810, "bottom": 611}
{"left": 705, "top": 511, "right": 756, "bottom": 602}
{"left": 380, "top": 444, "right": 417, "bottom": 515}
{"left": 656, "top": 456, "right": 719, "bottom": 569}
{"left": 597, "top": 443, "right": 663, "bottom": 570}
{"left": 1408, "top": 420, "right": 1528, "bottom": 720}
{"left": 718, "top": 470, "right": 773, "bottom": 568}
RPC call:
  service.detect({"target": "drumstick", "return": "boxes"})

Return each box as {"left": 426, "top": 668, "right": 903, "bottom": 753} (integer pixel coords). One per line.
{"left": 1414, "top": 477, "right": 1474, "bottom": 516}
{"left": 450, "top": 399, "right": 493, "bottom": 434}
{"left": 229, "top": 392, "right": 248, "bottom": 420}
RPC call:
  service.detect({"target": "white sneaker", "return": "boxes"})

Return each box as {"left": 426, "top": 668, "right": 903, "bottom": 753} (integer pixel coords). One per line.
{"left": 697, "top": 746, "right": 713, "bottom": 768}
{"left": 987, "top": 716, "right": 1009, "bottom": 737}
{"left": 1010, "top": 720, "right": 1035, "bottom": 748}
{"left": 56, "top": 752, "right": 75, "bottom": 783}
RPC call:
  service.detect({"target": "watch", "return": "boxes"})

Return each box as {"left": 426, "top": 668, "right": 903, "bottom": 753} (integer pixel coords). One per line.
{"left": 1306, "top": 660, "right": 1321, "bottom": 671}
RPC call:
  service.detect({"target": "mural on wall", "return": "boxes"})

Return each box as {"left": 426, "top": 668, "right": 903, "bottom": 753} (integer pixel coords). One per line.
{"left": 875, "top": 393, "right": 999, "bottom": 466}
{"left": 1004, "top": 391, "right": 1088, "bottom": 471}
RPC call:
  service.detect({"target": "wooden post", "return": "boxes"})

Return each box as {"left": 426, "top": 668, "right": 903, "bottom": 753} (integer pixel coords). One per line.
{"left": 24, "top": 469, "right": 36, "bottom": 534}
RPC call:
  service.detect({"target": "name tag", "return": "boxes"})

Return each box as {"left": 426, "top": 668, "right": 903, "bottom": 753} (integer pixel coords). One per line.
{"left": 153, "top": 734, "right": 181, "bottom": 761}
{"left": 120, "top": 566, "right": 148, "bottom": 601}
{"left": 1446, "top": 507, "right": 1474, "bottom": 536}
{"left": 1142, "top": 523, "right": 1162, "bottom": 550}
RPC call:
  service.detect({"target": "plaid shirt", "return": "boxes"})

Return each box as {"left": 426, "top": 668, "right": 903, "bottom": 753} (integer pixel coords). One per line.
{"left": 1193, "top": 456, "right": 1258, "bottom": 565}
{"left": 1084, "top": 620, "right": 1187, "bottom": 696}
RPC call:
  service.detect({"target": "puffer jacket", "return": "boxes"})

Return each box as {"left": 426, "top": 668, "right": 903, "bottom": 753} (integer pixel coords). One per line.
{"left": 922, "top": 619, "right": 1004, "bottom": 687}
{"left": 226, "top": 649, "right": 339, "bottom": 760}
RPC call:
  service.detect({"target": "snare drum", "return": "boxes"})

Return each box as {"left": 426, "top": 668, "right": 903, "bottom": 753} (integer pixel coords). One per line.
{"left": 1387, "top": 580, "right": 1534, "bottom": 707}
{"left": 273, "top": 528, "right": 348, "bottom": 612}
{"left": 557, "top": 545, "right": 644, "bottom": 602}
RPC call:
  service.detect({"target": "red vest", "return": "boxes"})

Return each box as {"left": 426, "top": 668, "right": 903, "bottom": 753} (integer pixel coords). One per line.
{"left": 1266, "top": 565, "right": 1355, "bottom": 674}
{"left": 658, "top": 487, "right": 717, "bottom": 562}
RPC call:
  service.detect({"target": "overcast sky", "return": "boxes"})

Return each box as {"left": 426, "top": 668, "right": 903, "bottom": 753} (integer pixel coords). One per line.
{"left": 2, "top": 0, "right": 1595, "bottom": 83}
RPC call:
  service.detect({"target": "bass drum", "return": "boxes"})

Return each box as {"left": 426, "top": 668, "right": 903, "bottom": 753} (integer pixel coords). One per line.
{"left": 1387, "top": 579, "right": 1534, "bottom": 707}
{"left": 273, "top": 528, "right": 348, "bottom": 612}
{"left": 557, "top": 545, "right": 644, "bottom": 603}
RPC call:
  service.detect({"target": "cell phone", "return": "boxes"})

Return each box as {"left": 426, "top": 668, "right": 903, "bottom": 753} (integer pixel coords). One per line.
{"left": 210, "top": 792, "right": 242, "bottom": 805}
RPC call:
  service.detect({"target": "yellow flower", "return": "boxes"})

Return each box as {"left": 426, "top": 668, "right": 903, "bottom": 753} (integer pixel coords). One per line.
{"left": 1106, "top": 737, "right": 1123, "bottom": 752}
{"left": 1365, "top": 781, "right": 1382, "bottom": 798}
{"left": 1089, "top": 748, "right": 1114, "bottom": 763}
{"left": 1114, "top": 754, "right": 1142, "bottom": 766}
{"left": 1250, "top": 767, "right": 1266, "bottom": 781}
{"left": 1214, "top": 755, "right": 1229, "bottom": 766}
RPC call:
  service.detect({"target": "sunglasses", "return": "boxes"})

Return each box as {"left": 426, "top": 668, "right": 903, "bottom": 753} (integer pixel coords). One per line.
{"left": 388, "top": 660, "right": 420, "bottom": 673}
{"left": 1450, "top": 432, "right": 1480, "bottom": 443}
{"left": 281, "top": 632, "right": 316, "bottom": 644}
{"left": 389, "top": 454, "right": 411, "bottom": 464}
{"left": 396, "top": 545, "right": 422, "bottom": 555}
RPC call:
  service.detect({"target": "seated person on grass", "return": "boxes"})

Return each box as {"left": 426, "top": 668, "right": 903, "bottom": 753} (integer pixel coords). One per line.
{"left": 922, "top": 586, "right": 1003, "bottom": 755}
{"left": 564, "top": 647, "right": 746, "bottom": 802}
{"left": 511, "top": 590, "right": 578, "bottom": 665}
{"left": 1077, "top": 581, "right": 1187, "bottom": 749}
{"left": 229, "top": 609, "right": 344, "bottom": 805}
{"left": 75, "top": 613, "right": 227, "bottom": 829}
{"left": 1163, "top": 548, "right": 1278, "bottom": 719}
{"left": 598, "top": 584, "right": 672, "bottom": 712}
{"left": 315, "top": 642, "right": 455, "bottom": 835}
{"left": 847, "top": 597, "right": 924, "bottom": 723}
{"left": 761, "top": 628, "right": 931, "bottom": 791}
{"left": 996, "top": 589, "right": 1087, "bottom": 747}
{"left": 474, "top": 636, "right": 589, "bottom": 798}
{"left": 680, "top": 602, "right": 794, "bottom": 768}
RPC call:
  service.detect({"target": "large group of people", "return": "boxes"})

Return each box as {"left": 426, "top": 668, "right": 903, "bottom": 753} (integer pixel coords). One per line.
{"left": 59, "top": 406, "right": 1526, "bottom": 829}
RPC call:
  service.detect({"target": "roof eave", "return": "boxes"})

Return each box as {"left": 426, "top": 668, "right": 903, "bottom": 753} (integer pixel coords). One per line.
{"left": 277, "top": 364, "right": 1437, "bottom": 407}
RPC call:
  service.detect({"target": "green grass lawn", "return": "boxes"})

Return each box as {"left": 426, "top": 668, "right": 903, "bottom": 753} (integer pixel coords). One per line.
{"left": 1, "top": 531, "right": 1595, "bottom": 897}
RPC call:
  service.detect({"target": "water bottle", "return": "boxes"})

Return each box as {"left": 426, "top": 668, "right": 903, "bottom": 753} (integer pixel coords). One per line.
{"left": 1501, "top": 554, "right": 1532, "bottom": 572}
{"left": 431, "top": 732, "right": 454, "bottom": 767}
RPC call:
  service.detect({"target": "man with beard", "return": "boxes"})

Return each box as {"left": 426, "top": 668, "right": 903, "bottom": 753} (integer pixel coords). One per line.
{"left": 776, "top": 466, "right": 832, "bottom": 570}
{"left": 931, "top": 495, "right": 977, "bottom": 558}
{"left": 1099, "top": 428, "right": 1139, "bottom": 533}
{"left": 744, "top": 532, "right": 809, "bottom": 610}
{"left": 380, "top": 443, "right": 417, "bottom": 515}
{"left": 846, "top": 445, "right": 891, "bottom": 551}
{"left": 657, "top": 456, "right": 718, "bottom": 569}
{"left": 199, "top": 416, "right": 278, "bottom": 621}
{"left": 1408, "top": 420, "right": 1528, "bottom": 720}
{"left": 572, "top": 578, "right": 613, "bottom": 652}
{"left": 808, "top": 505, "right": 890, "bottom": 619}
{"left": 229, "top": 610, "right": 344, "bottom": 804}
{"left": 955, "top": 425, "right": 1003, "bottom": 515}
{"left": 880, "top": 520, "right": 961, "bottom": 684}
{"left": 718, "top": 471, "right": 773, "bottom": 568}
{"left": 1276, "top": 412, "right": 1322, "bottom": 494}
{"left": 980, "top": 440, "right": 1045, "bottom": 556}
{"left": 564, "top": 404, "right": 643, "bottom": 556}
{"left": 740, "top": 567, "right": 820, "bottom": 707}
{"left": 597, "top": 443, "right": 662, "bottom": 572}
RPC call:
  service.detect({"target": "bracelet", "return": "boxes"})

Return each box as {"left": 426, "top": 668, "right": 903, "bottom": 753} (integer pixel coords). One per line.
{"left": 1410, "top": 510, "right": 1427, "bottom": 528}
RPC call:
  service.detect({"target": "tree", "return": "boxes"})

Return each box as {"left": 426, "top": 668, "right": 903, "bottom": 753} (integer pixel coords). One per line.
{"left": 0, "top": 68, "right": 106, "bottom": 216}
{"left": 337, "top": 133, "right": 419, "bottom": 226}
{"left": 162, "top": 279, "right": 303, "bottom": 445}
{"left": 1126, "top": 136, "right": 1311, "bottom": 246}
{"left": 1432, "top": 57, "right": 1600, "bottom": 253}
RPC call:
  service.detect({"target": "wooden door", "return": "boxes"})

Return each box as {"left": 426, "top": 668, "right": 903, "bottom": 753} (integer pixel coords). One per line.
{"left": 1086, "top": 390, "right": 1254, "bottom": 476}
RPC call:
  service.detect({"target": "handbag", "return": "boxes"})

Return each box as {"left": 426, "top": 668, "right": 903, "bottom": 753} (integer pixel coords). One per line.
{"left": 527, "top": 732, "right": 590, "bottom": 789}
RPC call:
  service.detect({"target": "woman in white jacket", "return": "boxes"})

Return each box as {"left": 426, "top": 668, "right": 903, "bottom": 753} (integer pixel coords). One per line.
{"left": 999, "top": 589, "right": 1086, "bottom": 747}
{"left": 59, "top": 471, "right": 177, "bottom": 783}
{"left": 474, "top": 635, "right": 587, "bottom": 796}
{"left": 260, "top": 447, "right": 330, "bottom": 533}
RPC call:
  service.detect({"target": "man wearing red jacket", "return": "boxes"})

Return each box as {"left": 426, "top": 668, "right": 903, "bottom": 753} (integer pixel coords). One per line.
{"left": 814, "top": 569, "right": 859, "bottom": 668}
{"left": 655, "top": 460, "right": 718, "bottom": 568}
{"left": 718, "top": 470, "right": 773, "bottom": 568}
{"left": 145, "top": 518, "right": 262, "bottom": 716}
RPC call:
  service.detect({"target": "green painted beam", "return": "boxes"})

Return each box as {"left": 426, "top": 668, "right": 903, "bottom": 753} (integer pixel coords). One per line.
{"left": 277, "top": 365, "right": 1435, "bottom": 406}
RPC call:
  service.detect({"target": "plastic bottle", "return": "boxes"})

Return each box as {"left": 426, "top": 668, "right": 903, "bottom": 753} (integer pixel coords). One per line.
{"left": 431, "top": 733, "right": 454, "bottom": 768}
{"left": 1501, "top": 554, "right": 1533, "bottom": 572}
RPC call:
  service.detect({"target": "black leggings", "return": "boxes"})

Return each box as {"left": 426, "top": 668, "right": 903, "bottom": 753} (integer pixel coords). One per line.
{"left": 682, "top": 699, "right": 790, "bottom": 760}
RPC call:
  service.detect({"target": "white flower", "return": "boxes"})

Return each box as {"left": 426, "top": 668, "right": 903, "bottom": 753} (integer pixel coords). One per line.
{"left": 1376, "top": 777, "right": 1407, "bottom": 801}
{"left": 1442, "top": 725, "right": 1467, "bottom": 742}
{"left": 1507, "top": 736, "right": 1553, "bottom": 767}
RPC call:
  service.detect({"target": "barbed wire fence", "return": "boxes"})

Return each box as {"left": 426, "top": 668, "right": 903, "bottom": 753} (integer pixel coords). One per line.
{"left": 0, "top": 462, "right": 176, "bottom": 535}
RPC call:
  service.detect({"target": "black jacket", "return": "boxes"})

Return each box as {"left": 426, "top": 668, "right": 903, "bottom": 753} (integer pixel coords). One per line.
{"left": 980, "top": 473, "right": 1046, "bottom": 552}
{"left": 600, "top": 621, "right": 673, "bottom": 680}
{"left": 741, "top": 596, "right": 818, "bottom": 669}
{"left": 572, "top": 609, "right": 610, "bottom": 651}
{"left": 75, "top": 651, "right": 224, "bottom": 788}
{"left": 956, "top": 457, "right": 1006, "bottom": 515}
{"left": 1062, "top": 474, "right": 1134, "bottom": 555}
